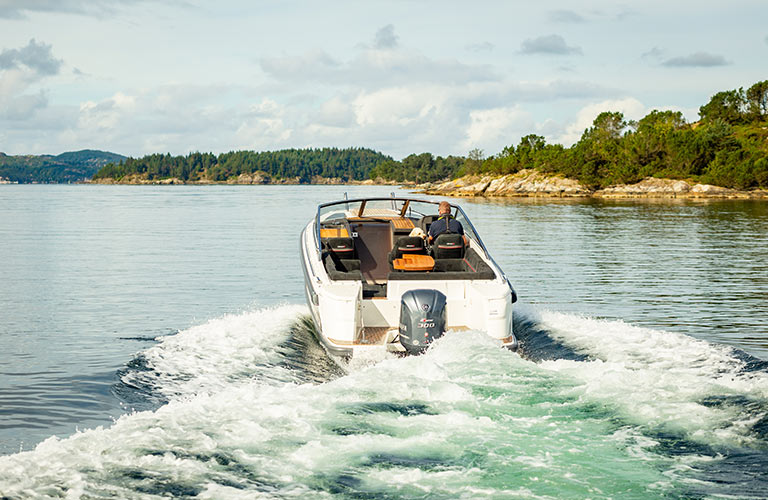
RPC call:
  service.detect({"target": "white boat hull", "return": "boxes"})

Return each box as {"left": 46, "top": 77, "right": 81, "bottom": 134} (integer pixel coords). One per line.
{"left": 300, "top": 218, "right": 516, "bottom": 358}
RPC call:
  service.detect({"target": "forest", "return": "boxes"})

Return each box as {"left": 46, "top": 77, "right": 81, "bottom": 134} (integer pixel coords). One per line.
{"left": 373, "top": 80, "right": 768, "bottom": 190}
{"left": 92, "top": 148, "right": 391, "bottom": 183}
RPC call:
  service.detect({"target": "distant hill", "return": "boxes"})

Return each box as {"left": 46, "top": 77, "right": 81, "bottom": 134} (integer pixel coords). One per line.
{"left": 0, "top": 150, "right": 127, "bottom": 183}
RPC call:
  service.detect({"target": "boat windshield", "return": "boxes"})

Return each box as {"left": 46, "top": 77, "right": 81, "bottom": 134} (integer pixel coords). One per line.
{"left": 317, "top": 198, "right": 421, "bottom": 222}
{"left": 315, "top": 197, "right": 487, "bottom": 256}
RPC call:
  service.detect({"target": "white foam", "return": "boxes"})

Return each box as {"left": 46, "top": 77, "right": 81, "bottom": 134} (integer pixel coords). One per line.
{"left": 0, "top": 310, "right": 727, "bottom": 497}
{"left": 533, "top": 309, "right": 768, "bottom": 447}
{"left": 121, "top": 304, "right": 307, "bottom": 399}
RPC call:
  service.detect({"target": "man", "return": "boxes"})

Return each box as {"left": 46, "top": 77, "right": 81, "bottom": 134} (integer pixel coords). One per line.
{"left": 427, "top": 201, "right": 468, "bottom": 245}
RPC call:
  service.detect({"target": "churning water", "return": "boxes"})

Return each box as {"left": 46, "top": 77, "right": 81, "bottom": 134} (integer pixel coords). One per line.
{"left": 1, "top": 185, "right": 767, "bottom": 498}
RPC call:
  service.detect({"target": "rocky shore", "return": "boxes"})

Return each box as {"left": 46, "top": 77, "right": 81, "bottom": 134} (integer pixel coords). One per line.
{"left": 415, "top": 170, "right": 768, "bottom": 199}
{"left": 88, "top": 169, "right": 768, "bottom": 199}
{"left": 90, "top": 172, "right": 397, "bottom": 186}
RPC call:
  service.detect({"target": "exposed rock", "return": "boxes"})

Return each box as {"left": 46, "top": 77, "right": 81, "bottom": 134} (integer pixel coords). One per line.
{"left": 419, "top": 170, "right": 590, "bottom": 197}
{"left": 419, "top": 175, "right": 491, "bottom": 196}
{"left": 486, "top": 171, "right": 589, "bottom": 197}
{"left": 689, "top": 183, "right": 743, "bottom": 197}
{"left": 228, "top": 172, "right": 271, "bottom": 184}
{"left": 596, "top": 178, "right": 692, "bottom": 197}
{"left": 418, "top": 171, "right": 768, "bottom": 199}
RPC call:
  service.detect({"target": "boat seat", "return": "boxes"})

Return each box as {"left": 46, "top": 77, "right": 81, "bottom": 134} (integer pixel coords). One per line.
{"left": 325, "top": 254, "right": 363, "bottom": 281}
{"left": 389, "top": 249, "right": 495, "bottom": 280}
{"left": 323, "top": 237, "right": 362, "bottom": 280}
{"left": 390, "top": 236, "right": 427, "bottom": 260}
{"left": 432, "top": 233, "right": 465, "bottom": 259}
{"left": 325, "top": 237, "right": 357, "bottom": 258}
{"left": 388, "top": 235, "right": 427, "bottom": 270}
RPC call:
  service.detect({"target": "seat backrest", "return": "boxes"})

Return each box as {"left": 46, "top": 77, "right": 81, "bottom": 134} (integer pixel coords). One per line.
{"left": 433, "top": 233, "right": 465, "bottom": 259}
{"left": 325, "top": 237, "right": 356, "bottom": 259}
{"left": 391, "top": 236, "right": 426, "bottom": 260}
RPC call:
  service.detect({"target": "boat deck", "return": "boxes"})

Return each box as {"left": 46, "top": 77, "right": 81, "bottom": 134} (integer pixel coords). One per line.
{"left": 356, "top": 327, "right": 393, "bottom": 345}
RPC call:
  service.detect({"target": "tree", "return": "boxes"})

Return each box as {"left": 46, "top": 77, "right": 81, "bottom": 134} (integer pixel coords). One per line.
{"left": 627, "top": 110, "right": 687, "bottom": 175}
{"left": 699, "top": 88, "right": 746, "bottom": 124}
{"left": 463, "top": 148, "right": 484, "bottom": 175}
{"left": 746, "top": 80, "right": 768, "bottom": 121}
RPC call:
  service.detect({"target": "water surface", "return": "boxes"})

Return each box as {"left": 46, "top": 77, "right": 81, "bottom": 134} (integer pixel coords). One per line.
{"left": 1, "top": 185, "right": 767, "bottom": 498}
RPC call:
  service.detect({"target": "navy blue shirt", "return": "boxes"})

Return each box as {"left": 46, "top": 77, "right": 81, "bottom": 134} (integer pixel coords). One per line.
{"left": 428, "top": 215, "right": 464, "bottom": 239}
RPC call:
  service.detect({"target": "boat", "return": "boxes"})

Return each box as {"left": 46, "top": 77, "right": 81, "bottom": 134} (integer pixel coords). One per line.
{"left": 300, "top": 196, "right": 518, "bottom": 358}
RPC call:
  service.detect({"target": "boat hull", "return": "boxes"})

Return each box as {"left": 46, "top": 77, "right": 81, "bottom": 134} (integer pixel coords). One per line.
{"left": 300, "top": 220, "right": 517, "bottom": 358}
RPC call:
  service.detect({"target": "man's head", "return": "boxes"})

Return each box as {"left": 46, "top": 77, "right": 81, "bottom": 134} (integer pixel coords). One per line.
{"left": 438, "top": 201, "right": 451, "bottom": 215}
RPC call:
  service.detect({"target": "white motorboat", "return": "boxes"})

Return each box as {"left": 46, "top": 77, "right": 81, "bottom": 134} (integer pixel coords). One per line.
{"left": 299, "top": 196, "right": 517, "bottom": 357}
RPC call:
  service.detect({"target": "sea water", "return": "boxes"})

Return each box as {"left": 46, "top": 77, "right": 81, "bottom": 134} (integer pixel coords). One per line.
{"left": 1, "top": 185, "right": 767, "bottom": 498}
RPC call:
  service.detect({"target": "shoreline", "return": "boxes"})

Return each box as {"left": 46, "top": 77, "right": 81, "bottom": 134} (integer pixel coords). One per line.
{"left": 87, "top": 170, "right": 768, "bottom": 199}
{"left": 414, "top": 170, "right": 768, "bottom": 200}
{"left": 88, "top": 174, "right": 399, "bottom": 186}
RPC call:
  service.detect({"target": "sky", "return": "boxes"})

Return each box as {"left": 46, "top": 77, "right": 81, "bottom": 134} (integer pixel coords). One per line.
{"left": 1, "top": 0, "right": 766, "bottom": 160}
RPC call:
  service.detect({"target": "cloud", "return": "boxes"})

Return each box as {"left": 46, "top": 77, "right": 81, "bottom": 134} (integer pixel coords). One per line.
{"left": 235, "top": 99, "right": 293, "bottom": 148}
{"left": 548, "top": 9, "right": 586, "bottom": 23}
{"left": 641, "top": 47, "right": 664, "bottom": 60}
{"left": 520, "top": 34, "right": 582, "bottom": 55}
{"left": 462, "top": 106, "right": 534, "bottom": 153}
{"left": 0, "top": 90, "right": 48, "bottom": 120}
{"left": 0, "top": 39, "right": 62, "bottom": 75}
{"left": 0, "top": 39, "right": 61, "bottom": 120}
{"left": 259, "top": 50, "right": 341, "bottom": 82}
{"left": 373, "top": 24, "right": 399, "bottom": 49}
{"left": 260, "top": 46, "right": 498, "bottom": 88}
{"left": 311, "top": 96, "right": 356, "bottom": 128}
{"left": 661, "top": 52, "right": 729, "bottom": 67}
{"left": 0, "top": 0, "right": 145, "bottom": 19}
{"left": 0, "top": 23, "right": 622, "bottom": 158}
{"left": 78, "top": 91, "right": 136, "bottom": 130}
{"left": 259, "top": 25, "right": 499, "bottom": 90}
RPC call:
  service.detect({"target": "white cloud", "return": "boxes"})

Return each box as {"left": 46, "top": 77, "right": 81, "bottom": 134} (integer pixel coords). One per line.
{"left": 235, "top": 99, "right": 293, "bottom": 149}
{"left": 353, "top": 86, "right": 447, "bottom": 127}
{"left": 0, "top": 89, "right": 47, "bottom": 119}
{"left": 78, "top": 91, "right": 136, "bottom": 130}
{"left": 312, "top": 96, "right": 356, "bottom": 128}
{"left": 462, "top": 106, "right": 534, "bottom": 154}
{"left": 0, "top": 39, "right": 61, "bottom": 120}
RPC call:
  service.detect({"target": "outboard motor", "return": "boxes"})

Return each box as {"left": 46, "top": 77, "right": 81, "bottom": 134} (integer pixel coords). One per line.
{"left": 398, "top": 289, "right": 447, "bottom": 355}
